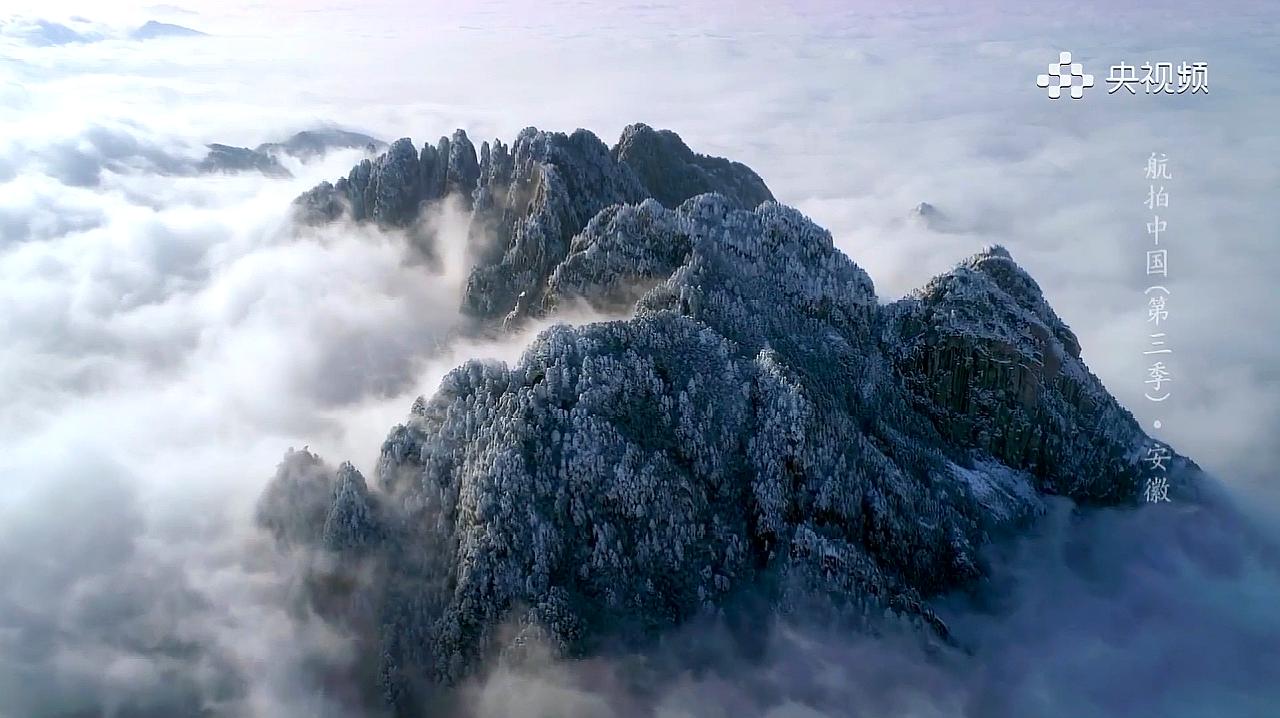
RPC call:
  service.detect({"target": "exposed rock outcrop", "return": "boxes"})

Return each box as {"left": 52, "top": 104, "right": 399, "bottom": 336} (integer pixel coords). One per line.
{"left": 294, "top": 131, "right": 480, "bottom": 226}
{"left": 613, "top": 122, "right": 774, "bottom": 209}
{"left": 460, "top": 127, "right": 651, "bottom": 320}
{"left": 882, "top": 246, "right": 1181, "bottom": 503}
{"left": 292, "top": 123, "right": 776, "bottom": 323}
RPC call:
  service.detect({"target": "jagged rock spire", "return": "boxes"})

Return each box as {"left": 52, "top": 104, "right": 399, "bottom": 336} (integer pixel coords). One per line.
{"left": 293, "top": 123, "right": 776, "bottom": 322}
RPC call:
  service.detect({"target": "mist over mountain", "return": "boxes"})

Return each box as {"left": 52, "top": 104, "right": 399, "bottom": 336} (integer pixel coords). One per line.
{"left": 2, "top": 3, "right": 1277, "bottom": 716}
{"left": 295, "top": 123, "right": 772, "bottom": 322}
{"left": 253, "top": 124, "right": 1213, "bottom": 714}
{"left": 199, "top": 129, "right": 386, "bottom": 178}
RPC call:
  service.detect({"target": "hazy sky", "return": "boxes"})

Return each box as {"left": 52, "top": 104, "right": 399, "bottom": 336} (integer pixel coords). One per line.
{"left": 1, "top": 2, "right": 1277, "bottom": 716}
{"left": 4, "top": 0, "right": 1275, "bottom": 488}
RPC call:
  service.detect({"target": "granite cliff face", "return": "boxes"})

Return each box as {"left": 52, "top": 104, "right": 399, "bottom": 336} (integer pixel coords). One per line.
{"left": 883, "top": 247, "right": 1163, "bottom": 504}
{"left": 295, "top": 123, "right": 774, "bottom": 323}
{"left": 611, "top": 123, "right": 773, "bottom": 211}
{"left": 264, "top": 125, "right": 1197, "bottom": 714}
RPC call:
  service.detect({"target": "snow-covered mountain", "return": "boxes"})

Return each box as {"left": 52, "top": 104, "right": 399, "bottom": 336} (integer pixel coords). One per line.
{"left": 262, "top": 123, "right": 1200, "bottom": 713}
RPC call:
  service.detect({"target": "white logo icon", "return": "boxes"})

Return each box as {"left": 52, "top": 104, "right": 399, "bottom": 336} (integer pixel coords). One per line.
{"left": 1036, "top": 51, "right": 1095, "bottom": 99}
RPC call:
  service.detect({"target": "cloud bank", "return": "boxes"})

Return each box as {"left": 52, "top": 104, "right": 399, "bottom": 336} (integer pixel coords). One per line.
{"left": 0, "top": 1, "right": 1276, "bottom": 715}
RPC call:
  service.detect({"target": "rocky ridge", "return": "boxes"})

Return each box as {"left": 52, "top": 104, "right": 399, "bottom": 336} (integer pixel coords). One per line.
{"left": 199, "top": 128, "right": 385, "bottom": 178}
{"left": 294, "top": 122, "right": 774, "bottom": 323}
{"left": 262, "top": 124, "right": 1199, "bottom": 714}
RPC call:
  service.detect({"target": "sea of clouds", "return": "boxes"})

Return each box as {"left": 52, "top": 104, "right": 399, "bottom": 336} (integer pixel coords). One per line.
{"left": 0, "top": 1, "right": 1277, "bottom": 716}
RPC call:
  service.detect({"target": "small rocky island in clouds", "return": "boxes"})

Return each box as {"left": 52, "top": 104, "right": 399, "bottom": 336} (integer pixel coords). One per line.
{"left": 199, "top": 128, "right": 386, "bottom": 178}
{"left": 0, "top": 17, "right": 206, "bottom": 46}
{"left": 261, "top": 122, "right": 1202, "bottom": 712}
{"left": 128, "top": 20, "right": 205, "bottom": 40}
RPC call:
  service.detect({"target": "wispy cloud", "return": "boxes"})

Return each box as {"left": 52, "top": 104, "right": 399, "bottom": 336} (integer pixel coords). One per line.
{"left": 0, "top": 1, "right": 1276, "bottom": 715}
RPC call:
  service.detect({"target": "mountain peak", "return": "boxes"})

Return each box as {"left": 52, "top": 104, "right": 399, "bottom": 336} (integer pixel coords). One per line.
{"left": 130, "top": 20, "right": 205, "bottom": 40}
{"left": 613, "top": 122, "right": 774, "bottom": 209}
{"left": 262, "top": 123, "right": 1197, "bottom": 711}
{"left": 294, "top": 123, "right": 775, "bottom": 323}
